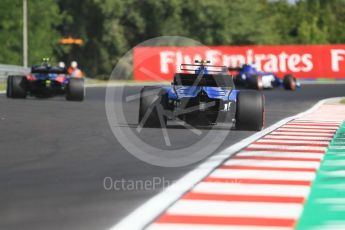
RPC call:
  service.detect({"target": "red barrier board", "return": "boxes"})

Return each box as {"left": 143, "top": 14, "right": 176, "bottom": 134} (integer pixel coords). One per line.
{"left": 133, "top": 45, "right": 345, "bottom": 81}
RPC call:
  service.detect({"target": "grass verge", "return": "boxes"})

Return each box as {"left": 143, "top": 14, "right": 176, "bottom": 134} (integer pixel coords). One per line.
{"left": 340, "top": 98, "right": 345, "bottom": 104}
{"left": 86, "top": 78, "right": 169, "bottom": 85}
{"left": 0, "top": 82, "right": 5, "bottom": 91}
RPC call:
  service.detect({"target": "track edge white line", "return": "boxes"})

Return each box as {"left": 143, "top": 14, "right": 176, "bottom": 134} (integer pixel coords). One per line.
{"left": 109, "top": 97, "right": 343, "bottom": 230}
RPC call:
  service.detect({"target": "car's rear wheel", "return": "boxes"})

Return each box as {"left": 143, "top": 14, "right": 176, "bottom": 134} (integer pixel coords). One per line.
{"left": 66, "top": 78, "right": 85, "bottom": 101}
{"left": 138, "top": 86, "right": 168, "bottom": 128}
{"left": 236, "top": 90, "right": 264, "bottom": 131}
{"left": 283, "top": 74, "right": 296, "bottom": 91}
{"left": 7, "top": 75, "right": 27, "bottom": 98}
{"left": 248, "top": 75, "right": 263, "bottom": 90}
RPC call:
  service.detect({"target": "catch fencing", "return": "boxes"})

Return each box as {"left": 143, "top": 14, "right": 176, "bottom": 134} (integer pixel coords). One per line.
{"left": 0, "top": 64, "right": 30, "bottom": 82}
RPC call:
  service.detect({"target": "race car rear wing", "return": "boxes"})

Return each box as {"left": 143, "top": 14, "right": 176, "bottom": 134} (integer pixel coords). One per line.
{"left": 180, "top": 63, "right": 228, "bottom": 73}
{"left": 31, "top": 66, "right": 67, "bottom": 74}
{"left": 173, "top": 73, "right": 234, "bottom": 87}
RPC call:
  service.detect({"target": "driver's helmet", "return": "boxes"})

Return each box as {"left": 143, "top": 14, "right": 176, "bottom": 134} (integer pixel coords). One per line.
{"left": 58, "top": 62, "right": 65, "bottom": 68}
{"left": 41, "top": 58, "right": 51, "bottom": 68}
{"left": 242, "top": 63, "right": 258, "bottom": 76}
{"left": 71, "top": 61, "right": 78, "bottom": 68}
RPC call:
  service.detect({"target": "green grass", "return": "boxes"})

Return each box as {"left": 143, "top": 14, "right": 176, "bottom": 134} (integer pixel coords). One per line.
{"left": 86, "top": 78, "right": 134, "bottom": 84}
{"left": 0, "top": 79, "right": 168, "bottom": 92}
{"left": 85, "top": 78, "right": 169, "bottom": 85}
{"left": 0, "top": 83, "right": 5, "bottom": 91}
{"left": 340, "top": 98, "right": 345, "bottom": 104}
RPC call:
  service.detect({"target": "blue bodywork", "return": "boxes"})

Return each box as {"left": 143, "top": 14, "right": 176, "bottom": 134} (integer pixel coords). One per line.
{"left": 233, "top": 64, "right": 300, "bottom": 89}
{"left": 235, "top": 64, "right": 280, "bottom": 88}
{"left": 161, "top": 64, "right": 237, "bottom": 113}
{"left": 163, "top": 86, "right": 237, "bottom": 102}
{"left": 31, "top": 72, "right": 69, "bottom": 85}
{"left": 26, "top": 65, "right": 72, "bottom": 96}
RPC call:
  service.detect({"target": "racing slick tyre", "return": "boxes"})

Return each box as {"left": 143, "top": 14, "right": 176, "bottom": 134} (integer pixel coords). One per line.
{"left": 138, "top": 86, "right": 168, "bottom": 128}
{"left": 283, "top": 74, "right": 296, "bottom": 91}
{"left": 248, "top": 75, "right": 263, "bottom": 90}
{"left": 235, "top": 91, "right": 264, "bottom": 131}
{"left": 66, "top": 78, "right": 85, "bottom": 101}
{"left": 7, "top": 75, "right": 27, "bottom": 98}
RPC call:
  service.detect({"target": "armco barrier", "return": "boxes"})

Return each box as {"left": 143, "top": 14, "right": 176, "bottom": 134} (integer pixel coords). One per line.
{"left": 133, "top": 44, "right": 345, "bottom": 81}
{"left": 0, "top": 64, "right": 30, "bottom": 82}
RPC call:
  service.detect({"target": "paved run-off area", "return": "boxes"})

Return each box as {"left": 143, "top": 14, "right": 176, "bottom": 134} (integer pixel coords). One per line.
{"left": 1, "top": 85, "right": 345, "bottom": 230}
{"left": 143, "top": 101, "right": 345, "bottom": 230}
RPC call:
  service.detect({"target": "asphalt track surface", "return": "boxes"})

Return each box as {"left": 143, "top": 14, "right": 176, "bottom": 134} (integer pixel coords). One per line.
{"left": 1, "top": 84, "right": 344, "bottom": 230}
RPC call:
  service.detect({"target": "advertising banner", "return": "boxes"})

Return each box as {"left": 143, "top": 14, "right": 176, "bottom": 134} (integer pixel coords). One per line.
{"left": 134, "top": 45, "right": 345, "bottom": 81}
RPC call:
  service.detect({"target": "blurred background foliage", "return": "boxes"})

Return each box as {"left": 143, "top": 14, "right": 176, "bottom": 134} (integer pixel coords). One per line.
{"left": 0, "top": 0, "right": 345, "bottom": 78}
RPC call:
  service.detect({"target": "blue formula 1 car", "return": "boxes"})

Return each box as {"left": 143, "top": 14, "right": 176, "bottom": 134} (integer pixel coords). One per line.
{"left": 138, "top": 60, "right": 265, "bottom": 130}
{"left": 6, "top": 59, "right": 84, "bottom": 101}
{"left": 229, "top": 64, "right": 300, "bottom": 91}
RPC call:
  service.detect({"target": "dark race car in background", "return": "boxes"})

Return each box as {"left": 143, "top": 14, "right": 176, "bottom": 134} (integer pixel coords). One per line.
{"left": 138, "top": 60, "right": 265, "bottom": 131}
{"left": 229, "top": 64, "right": 300, "bottom": 91}
{"left": 6, "top": 60, "right": 84, "bottom": 101}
